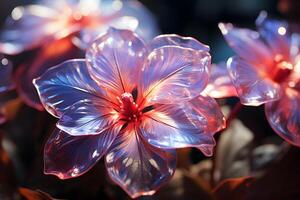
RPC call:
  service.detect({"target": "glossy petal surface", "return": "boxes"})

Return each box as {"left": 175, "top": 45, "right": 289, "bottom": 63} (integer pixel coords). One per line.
{"left": 219, "top": 23, "right": 273, "bottom": 69}
{"left": 0, "top": 56, "right": 14, "bottom": 93}
{"left": 256, "top": 11, "right": 290, "bottom": 57}
{"left": 140, "top": 96, "right": 223, "bottom": 155}
{"left": 44, "top": 127, "right": 119, "bottom": 179}
{"left": 150, "top": 34, "right": 209, "bottom": 51}
{"left": 57, "top": 100, "right": 117, "bottom": 136}
{"left": 105, "top": 126, "right": 176, "bottom": 198}
{"left": 227, "top": 57, "right": 281, "bottom": 106}
{"left": 140, "top": 46, "right": 210, "bottom": 105}
{"left": 265, "top": 87, "right": 300, "bottom": 146}
{"left": 33, "top": 59, "right": 108, "bottom": 117}
{"left": 202, "top": 62, "right": 237, "bottom": 98}
{"left": 86, "top": 28, "right": 147, "bottom": 95}
{"left": 0, "top": 5, "right": 63, "bottom": 54}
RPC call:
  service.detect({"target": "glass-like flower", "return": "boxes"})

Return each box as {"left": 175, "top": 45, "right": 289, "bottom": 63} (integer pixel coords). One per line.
{"left": 0, "top": 55, "right": 14, "bottom": 123}
{"left": 219, "top": 11, "right": 300, "bottom": 146}
{"left": 0, "top": 0, "right": 158, "bottom": 54}
{"left": 33, "top": 28, "right": 225, "bottom": 198}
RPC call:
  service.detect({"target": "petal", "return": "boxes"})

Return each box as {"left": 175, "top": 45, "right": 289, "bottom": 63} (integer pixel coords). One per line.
{"left": 16, "top": 37, "right": 80, "bottom": 111}
{"left": 150, "top": 34, "right": 209, "bottom": 51}
{"left": 218, "top": 22, "right": 273, "bottom": 68}
{"left": 140, "top": 95, "right": 224, "bottom": 156}
{"left": 202, "top": 62, "right": 237, "bottom": 98}
{"left": 33, "top": 59, "right": 113, "bottom": 117}
{"left": 86, "top": 28, "right": 147, "bottom": 95}
{"left": 255, "top": 11, "right": 290, "bottom": 57}
{"left": 139, "top": 46, "right": 210, "bottom": 105}
{"left": 0, "top": 5, "right": 63, "bottom": 54}
{"left": 227, "top": 56, "right": 281, "bottom": 106}
{"left": 265, "top": 87, "right": 300, "bottom": 146}
{"left": 44, "top": 127, "right": 120, "bottom": 179}
{"left": 105, "top": 126, "right": 176, "bottom": 198}
{"left": 0, "top": 56, "right": 14, "bottom": 93}
{"left": 57, "top": 100, "right": 118, "bottom": 136}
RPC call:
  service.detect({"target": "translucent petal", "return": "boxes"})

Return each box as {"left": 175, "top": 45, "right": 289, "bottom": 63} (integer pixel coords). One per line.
{"left": 17, "top": 37, "right": 80, "bottom": 111}
{"left": 33, "top": 59, "right": 112, "bottom": 117}
{"left": 0, "top": 56, "right": 14, "bottom": 93}
{"left": 255, "top": 11, "right": 290, "bottom": 57}
{"left": 57, "top": 100, "right": 118, "bottom": 136}
{"left": 140, "top": 95, "right": 224, "bottom": 155}
{"left": 44, "top": 127, "right": 119, "bottom": 179}
{"left": 265, "top": 87, "right": 300, "bottom": 147}
{"left": 105, "top": 126, "right": 176, "bottom": 198}
{"left": 139, "top": 46, "right": 210, "bottom": 105}
{"left": 150, "top": 34, "right": 209, "bottom": 51}
{"left": 227, "top": 57, "right": 281, "bottom": 106}
{"left": 202, "top": 62, "right": 237, "bottom": 98}
{"left": 219, "top": 22, "right": 273, "bottom": 69}
{"left": 0, "top": 5, "right": 64, "bottom": 54}
{"left": 86, "top": 28, "right": 147, "bottom": 95}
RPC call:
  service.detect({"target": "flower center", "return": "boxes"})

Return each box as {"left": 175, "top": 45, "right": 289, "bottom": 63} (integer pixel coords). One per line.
{"left": 118, "top": 92, "right": 142, "bottom": 123}
{"left": 271, "top": 55, "right": 293, "bottom": 83}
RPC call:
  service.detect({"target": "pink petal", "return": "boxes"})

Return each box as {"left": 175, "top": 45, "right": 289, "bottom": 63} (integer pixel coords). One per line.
{"left": 139, "top": 46, "right": 210, "bottom": 105}
{"left": 150, "top": 34, "right": 209, "bottom": 51}
{"left": 44, "top": 127, "right": 120, "bottom": 179}
{"left": 227, "top": 56, "right": 281, "bottom": 106}
{"left": 265, "top": 87, "right": 300, "bottom": 147}
{"left": 86, "top": 28, "right": 147, "bottom": 95}
{"left": 105, "top": 126, "right": 176, "bottom": 198}
{"left": 218, "top": 22, "right": 273, "bottom": 68}
{"left": 202, "top": 62, "right": 237, "bottom": 98}
{"left": 33, "top": 59, "right": 113, "bottom": 117}
{"left": 0, "top": 56, "right": 14, "bottom": 93}
{"left": 255, "top": 11, "right": 290, "bottom": 58}
{"left": 17, "top": 37, "right": 81, "bottom": 111}
{"left": 57, "top": 100, "right": 118, "bottom": 136}
{"left": 0, "top": 5, "right": 63, "bottom": 54}
{"left": 140, "top": 95, "right": 224, "bottom": 156}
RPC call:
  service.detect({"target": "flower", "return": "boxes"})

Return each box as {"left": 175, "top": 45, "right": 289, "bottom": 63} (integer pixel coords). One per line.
{"left": 0, "top": 0, "right": 158, "bottom": 54}
{"left": 219, "top": 11, "right": 300, "bottom": 146}
{"left": 0, "top": 55, "right": 14, "bottom": 123}
{"left": 0, "top": 0, "right": 158, "bottom": 110}
{"left": 33, "top": 28, "right": 225, "bottom": 198}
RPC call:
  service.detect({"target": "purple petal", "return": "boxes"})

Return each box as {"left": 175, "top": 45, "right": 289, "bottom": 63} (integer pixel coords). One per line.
{"left": 265, "top": 87, "right": 300, "bottom": 147}
{"left": 150, "top": 34, "right": 209, "bottom": 51}
{"left": 33, "top": 59, "right": 111, "bottom": 117}
{"left": 86, "top": 28, "right": 147, "bottom": 95}
{"left": 202, "top": 62, "right": 237, "bottom": 98}
{"left": 0, "top": 5, "right": 62, "bottom": 54}
{"left": 227, "top": 56, "right": 281, "bottom": 106}
{"left": 44, "top": 127, "right": 120, "bottom": 179}
{"left": 57, "top": 100, "right": 118, "bottom": 136}
{"left": 0, "top": 56, "right": 14, "bottom": 93}
{"left": 105, "top": 126, "right": 176, "bottom": 198}
{"left": 140, "top": 95, "right": 224, "bottom": 156}
{"left": 139, "top": 46, "right": 210, "bottom": 105}
{"left": 218, "top": 22, "right": 273, "bottom": 68}
{"left": 255, "top": 11, "right": 290, "bottom": 57}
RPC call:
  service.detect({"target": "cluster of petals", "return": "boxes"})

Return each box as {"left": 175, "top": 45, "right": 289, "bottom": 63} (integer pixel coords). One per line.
{"left": 33, "top": 28, "right": 225, "bottom": 198}
{"left": 219, "top": 11, "right": 300, "bottom": 146}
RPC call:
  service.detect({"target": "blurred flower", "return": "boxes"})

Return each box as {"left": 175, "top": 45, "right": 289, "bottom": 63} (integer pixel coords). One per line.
{"left": 219, "top": 11, "right": 300, "bottom": 146}
{"left": 0, "top": 55, "right": 14, "bottom": 123}
{"left": 0, "top": 0, "right": 158, "bottom": 54}
{"left": 0, "top": 0, "right": 159, "bottom": 111}
{"left": 33, "top": 28, "right": 225, "bottom": 198}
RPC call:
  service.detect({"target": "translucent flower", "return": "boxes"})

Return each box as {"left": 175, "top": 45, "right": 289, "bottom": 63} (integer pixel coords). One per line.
{"left": 219, "top": 11, "right": 300, "bottom": 146}
{"left": 0, "top": 55, "right": 14, "bottom": 123}
{"left": 33, "top": 28, "right": 225, "bottom": 198}
{"left": 0, "top": 0, "right": 158, "bottom": 54}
